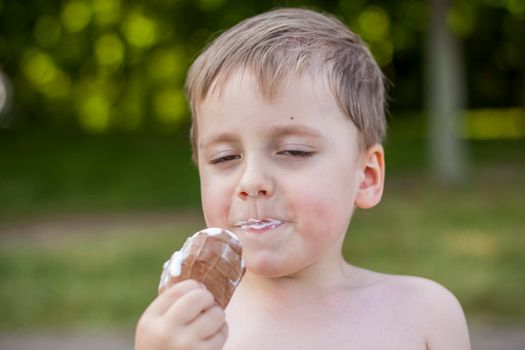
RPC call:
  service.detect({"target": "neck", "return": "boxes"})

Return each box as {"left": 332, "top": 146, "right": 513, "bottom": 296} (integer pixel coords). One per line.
{"left": 236, "top": 252, "right": 354, "bottom": 309}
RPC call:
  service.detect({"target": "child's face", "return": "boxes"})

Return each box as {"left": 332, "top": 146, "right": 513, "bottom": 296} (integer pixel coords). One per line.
{"left": 196, "top": 70, "right": 365, "bottom": 278}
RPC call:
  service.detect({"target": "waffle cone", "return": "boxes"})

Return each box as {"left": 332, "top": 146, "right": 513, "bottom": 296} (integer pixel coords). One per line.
{"left": 159, "top": 228, "right": 245, "bottom": 309}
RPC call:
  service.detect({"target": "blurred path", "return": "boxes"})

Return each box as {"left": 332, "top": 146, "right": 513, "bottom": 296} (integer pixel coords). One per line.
{"left": 1, "top": 323, "right": 525, "bottom": 350}
{"left": 470, "top": 322, "right": 525, "bottom": 349}
{"left": 0, "top": 331, "right": 134, "bottom": 350}
{"left": 0, "top": 209, "right": 205, "bottom": 240}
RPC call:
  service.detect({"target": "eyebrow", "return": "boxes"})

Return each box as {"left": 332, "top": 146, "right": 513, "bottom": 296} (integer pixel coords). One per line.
{"left": 199, "top": 132, "right": 237, "bottom": 150}
{"left": 269, "top": 124, "right": 322, "bottom": 139}
{"left": 199, "top": 123, "right": 322, "bottom": 149}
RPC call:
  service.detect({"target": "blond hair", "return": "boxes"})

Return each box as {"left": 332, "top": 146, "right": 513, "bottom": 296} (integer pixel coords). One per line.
{"left": 185, "top": 8, "right": 387, "bottom": 162}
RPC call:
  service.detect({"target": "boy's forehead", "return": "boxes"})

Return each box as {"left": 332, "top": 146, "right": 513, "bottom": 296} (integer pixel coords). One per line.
{"left": 203, "top": 68, "right": 267, "bottom": 105}
{"left": 196, "top": 68, "right": 356, "bottom": 137}
{"left": 200, "top": 66, "right": 331, "bottom": 111}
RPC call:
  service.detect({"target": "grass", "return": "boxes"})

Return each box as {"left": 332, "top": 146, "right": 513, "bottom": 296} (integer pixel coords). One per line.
{"left": 0, "top": 217, "right": 204, "bottom": 330}
{"left": 0, "top": 128, "right": 201, "bottom": 220}
{"left": 346, "top": 166, "right": 525, "bottom": 320}
{"left": 0, "top": 124, "right": 524, "bottom": 330}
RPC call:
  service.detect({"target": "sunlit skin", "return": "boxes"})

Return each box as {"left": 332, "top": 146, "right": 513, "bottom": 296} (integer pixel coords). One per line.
{"left": 134, "top": 70, "right": 471, "bottom": 349}
{"left": 197, "top": 70, "right": 470, "bottom": 349}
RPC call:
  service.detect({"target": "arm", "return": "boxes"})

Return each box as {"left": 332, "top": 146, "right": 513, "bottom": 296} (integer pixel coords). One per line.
{"left": 421, "top": 280, "right": 471, "bottom": 350}
{"left": 135, "top": 279, "right": 228, "bottom": 350}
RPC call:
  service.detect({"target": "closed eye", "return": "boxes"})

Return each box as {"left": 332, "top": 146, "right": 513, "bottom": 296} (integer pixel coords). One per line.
{"left": 278, "top": 150, "right": 314, "bottom": 158}
{"left": 209, "top": 154, "right": 240, "bottom": 165}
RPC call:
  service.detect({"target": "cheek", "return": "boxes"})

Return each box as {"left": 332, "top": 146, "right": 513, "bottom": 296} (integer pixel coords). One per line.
{"left": 299, "top": 190, "right": 349, "bottom": 233}
{"left": 291, "top": 168, "right": 357, "bottom": 231}
{"left": 200, "top": 176, "right": 231, "bottom": 227}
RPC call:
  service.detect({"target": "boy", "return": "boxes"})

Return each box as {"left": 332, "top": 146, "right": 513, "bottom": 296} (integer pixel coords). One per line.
{"left": 136, "top": 8, "right": 470, "bottom": 350}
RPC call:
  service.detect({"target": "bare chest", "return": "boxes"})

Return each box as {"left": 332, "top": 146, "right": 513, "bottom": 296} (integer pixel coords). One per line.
{"left": 224, "top": 302, "right": 427, "bottom": 350}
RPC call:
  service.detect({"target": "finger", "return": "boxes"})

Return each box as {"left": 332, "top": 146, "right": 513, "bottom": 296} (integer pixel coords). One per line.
{"left": 144, "top": 279, "right": 203, "bottom": 317}
{"left": 190, "top": 305, "right": 226, "bottom": 339}
{"left": 165, "top": 287, "right": 216, "bottom": 325}
{"left": 202, "top": 322, "right": 229, "bottom": 350}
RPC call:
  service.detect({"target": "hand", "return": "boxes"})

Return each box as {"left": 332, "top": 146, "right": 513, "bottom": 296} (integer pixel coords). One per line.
{"left": 135, "top": 279, "right": 228, "bottom": 350}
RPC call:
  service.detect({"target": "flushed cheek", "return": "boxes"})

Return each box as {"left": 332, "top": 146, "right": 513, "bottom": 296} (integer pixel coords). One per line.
{"left": 292, "top": 179, "right": 354, "bottom": 236}
{"left": 297, "top": 193, "right": 344, "bottom": 236}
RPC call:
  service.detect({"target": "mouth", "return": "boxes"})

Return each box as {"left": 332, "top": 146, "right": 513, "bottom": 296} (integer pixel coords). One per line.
{"left": 234, "top": 218, "right": 283, "bottom": 232}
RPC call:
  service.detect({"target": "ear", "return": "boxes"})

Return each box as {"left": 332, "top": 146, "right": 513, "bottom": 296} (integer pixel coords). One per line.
{"left": 355, "top": 144, "right": 385, "bottom": 209}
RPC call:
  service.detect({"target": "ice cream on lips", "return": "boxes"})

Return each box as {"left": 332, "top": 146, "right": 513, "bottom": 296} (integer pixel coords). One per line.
{"left": 235, "top": 218, "right": 283, "bottom": 231}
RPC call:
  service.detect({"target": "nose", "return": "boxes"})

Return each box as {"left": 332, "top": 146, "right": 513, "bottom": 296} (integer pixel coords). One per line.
{"left": 237, "top": 157, "right": 274, "bottom": 200}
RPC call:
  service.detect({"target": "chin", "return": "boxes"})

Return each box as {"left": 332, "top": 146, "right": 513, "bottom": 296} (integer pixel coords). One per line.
{"left": 244, "top": 253, "right": 302, "bottom": 278}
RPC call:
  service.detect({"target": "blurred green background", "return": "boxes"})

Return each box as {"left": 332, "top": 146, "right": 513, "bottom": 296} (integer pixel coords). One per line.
{"left": 0, "top": 0, "right": 524, "bottom": 332}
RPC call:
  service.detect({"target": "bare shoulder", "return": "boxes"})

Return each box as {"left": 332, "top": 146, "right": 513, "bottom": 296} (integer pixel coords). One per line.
{"left": 374, "top": 273, "right": 471, "bottom": 349}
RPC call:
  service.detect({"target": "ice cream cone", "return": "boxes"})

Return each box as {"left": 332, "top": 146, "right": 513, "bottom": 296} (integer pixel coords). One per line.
{"left": 159, "top": 228, "right": 245, "bottom": 309}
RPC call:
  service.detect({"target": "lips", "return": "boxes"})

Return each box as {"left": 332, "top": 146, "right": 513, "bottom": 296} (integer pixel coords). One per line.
{"left": 235, "top": 218, "right": 283, "bottom": 231}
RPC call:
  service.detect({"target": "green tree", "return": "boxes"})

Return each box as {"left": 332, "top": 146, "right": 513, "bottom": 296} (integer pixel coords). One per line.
{"left": 0, "top": 0, "right": 523, "bottom": 145}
